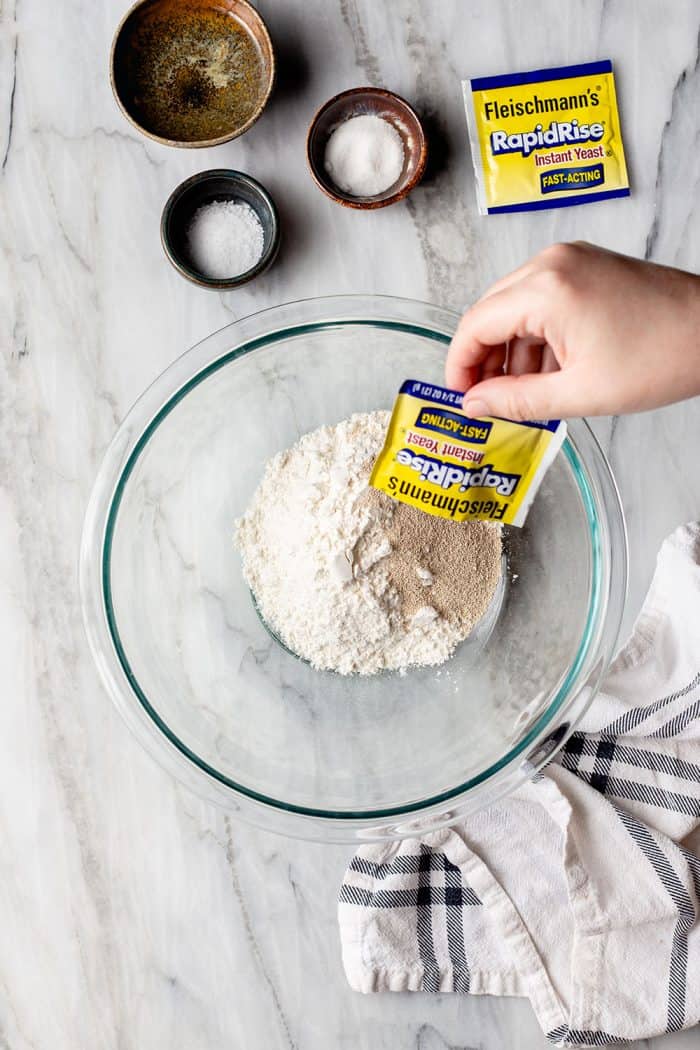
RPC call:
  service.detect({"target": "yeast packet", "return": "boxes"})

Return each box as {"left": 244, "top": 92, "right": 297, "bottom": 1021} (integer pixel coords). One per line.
{"left": 463, "top": 59, "right": 629, "bottom": 214}
{"left": 370, "top": 380, "right": 566, "bottom": 527}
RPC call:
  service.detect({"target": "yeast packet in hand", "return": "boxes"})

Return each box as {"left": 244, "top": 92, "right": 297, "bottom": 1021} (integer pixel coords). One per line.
{"left": 370, "top": 380, "right": 567, "bottom": 527}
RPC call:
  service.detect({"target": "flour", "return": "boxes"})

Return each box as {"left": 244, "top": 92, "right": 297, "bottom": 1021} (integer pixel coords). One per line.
{"left": 235, "top": 411, "right": 502, "bottom": 675}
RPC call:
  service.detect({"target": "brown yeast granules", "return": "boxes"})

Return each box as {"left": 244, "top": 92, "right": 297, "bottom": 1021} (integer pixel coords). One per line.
{"left": 354, "top": 489, "right": 502, "bottom": 632}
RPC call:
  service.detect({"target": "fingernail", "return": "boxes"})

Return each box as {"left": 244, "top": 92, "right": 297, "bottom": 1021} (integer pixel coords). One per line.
{"left": 463, "top": 398, "right": 490, "bottom": 418}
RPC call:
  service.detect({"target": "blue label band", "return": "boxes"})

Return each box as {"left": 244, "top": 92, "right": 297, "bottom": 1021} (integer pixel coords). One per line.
{"left": 471, "top": 59, "right": 612, "bottom": 92}
{"left": 399, "top": 380, "right": 562, "bottom": 431}
{"left": 487, "top": 187, "right": 630, "bottom": 214}
{"left": 400, "top": 380, "right": 465, "bottom": 408}
{"left": 540, "top": 162, "right": 604, "bottom": 193}
{"left": 415, "top": 407, "right": 493, "bottom": 444}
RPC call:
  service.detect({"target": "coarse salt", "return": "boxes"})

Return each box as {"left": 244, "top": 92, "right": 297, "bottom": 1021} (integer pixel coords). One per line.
{"left": 324, "top": 114, "right": 405, "bottom": 197}
{"left": 186, "top": 199, "right": 264, "bottom": 279}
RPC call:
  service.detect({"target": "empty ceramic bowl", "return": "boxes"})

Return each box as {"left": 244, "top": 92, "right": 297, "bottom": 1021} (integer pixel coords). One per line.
{"left": 110, "top": 0, "right": 275, "bottom": 147}
{"left": 307, "top": 87, "right": 428, "bottom": 208}
{"left": 160, "top": 169, "right": 280, "bottom": 288}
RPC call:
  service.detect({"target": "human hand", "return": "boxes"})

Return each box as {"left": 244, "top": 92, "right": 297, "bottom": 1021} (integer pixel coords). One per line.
{"left": 446, "top": 242, "right": 700, "bottom": 419}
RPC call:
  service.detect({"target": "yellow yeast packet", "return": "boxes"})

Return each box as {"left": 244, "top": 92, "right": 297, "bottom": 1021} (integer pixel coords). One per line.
{"left": 370, "top": 380, "right": 567, "bottom": 527}
{"left": 463, "top": 60, "right": 629, "bottom": 214}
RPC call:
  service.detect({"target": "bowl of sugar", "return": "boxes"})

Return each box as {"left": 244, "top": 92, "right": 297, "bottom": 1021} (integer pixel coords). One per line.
{"left": 160, "top": 169, "right": 280, "bottom": 288}
{"left": 307, "top": 87, "right": 428, "bottom": 208}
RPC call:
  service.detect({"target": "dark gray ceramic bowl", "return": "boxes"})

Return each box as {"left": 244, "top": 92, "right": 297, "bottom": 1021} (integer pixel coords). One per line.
{"left": 161, "top": 169, "right": 280, "bottom": 289}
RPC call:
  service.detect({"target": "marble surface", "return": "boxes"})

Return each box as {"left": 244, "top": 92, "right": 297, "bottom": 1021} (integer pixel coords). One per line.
{"left": 1, "top": 0, "right": 700, "bottom": 1046}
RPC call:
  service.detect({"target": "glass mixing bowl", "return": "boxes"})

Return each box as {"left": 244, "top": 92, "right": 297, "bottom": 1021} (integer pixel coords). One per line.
{"left": 80, "top": 296, "right": 627, "bottom": 840}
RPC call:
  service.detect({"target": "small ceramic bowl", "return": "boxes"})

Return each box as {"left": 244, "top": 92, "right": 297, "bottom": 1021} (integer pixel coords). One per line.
{"left": 306, "top": 87, "right": 428, "bottom": 209}
{"left": 110, "top": 0, "right": 275, "bottom": 148}
{"left": 161, "top": 169, "right": 280, "bottom": 288}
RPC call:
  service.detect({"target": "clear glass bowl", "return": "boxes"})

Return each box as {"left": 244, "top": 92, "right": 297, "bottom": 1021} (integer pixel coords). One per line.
{"left": 80, "top": 296, "right": 627, "bottom": 841}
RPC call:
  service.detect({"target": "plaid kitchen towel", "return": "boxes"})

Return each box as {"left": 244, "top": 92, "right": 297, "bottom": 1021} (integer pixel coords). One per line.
{"left": 339, "top": 523, "right": 700, "bottom": 1046}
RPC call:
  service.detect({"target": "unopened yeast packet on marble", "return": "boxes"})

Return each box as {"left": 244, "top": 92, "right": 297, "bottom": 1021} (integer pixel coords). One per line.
{"left": 370, "top": 380, "right": 566, "bottom": 527}
{"left": 463, "top": 59, "right": 629, "bottom": 214}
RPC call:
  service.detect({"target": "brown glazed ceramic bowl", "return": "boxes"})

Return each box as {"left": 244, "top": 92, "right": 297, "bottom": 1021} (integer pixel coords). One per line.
{"left": 306, "top": 87, "right": 428, "bottom": 209}
{"left": 110, "top": 0, "right": 275, "bottom": 147}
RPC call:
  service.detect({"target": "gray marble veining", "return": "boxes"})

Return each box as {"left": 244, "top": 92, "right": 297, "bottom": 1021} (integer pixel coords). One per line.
{"left": 1, "top": 0, "right": 700, "bottom": 1047}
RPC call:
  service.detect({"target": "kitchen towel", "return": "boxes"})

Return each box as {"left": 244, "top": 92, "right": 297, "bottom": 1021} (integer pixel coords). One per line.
{"left": 339, "top": 523, "right": 700, "bottom": 1046}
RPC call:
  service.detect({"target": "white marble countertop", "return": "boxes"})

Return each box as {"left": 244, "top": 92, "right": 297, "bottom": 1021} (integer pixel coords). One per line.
{"left": 2, "top": 0, "right": 700, "bottom": 1046}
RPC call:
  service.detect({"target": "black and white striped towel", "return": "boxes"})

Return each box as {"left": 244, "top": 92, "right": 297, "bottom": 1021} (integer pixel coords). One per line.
{"left": 339, "top": 523, "right": 700, "bottom": 1047}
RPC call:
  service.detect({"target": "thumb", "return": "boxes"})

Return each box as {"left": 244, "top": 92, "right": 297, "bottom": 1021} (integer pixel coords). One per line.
{"left": 462, "top": 372, "right": 575, "bottom": 422}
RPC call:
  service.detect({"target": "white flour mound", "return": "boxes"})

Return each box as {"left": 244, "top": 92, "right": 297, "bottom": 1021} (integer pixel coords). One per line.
{"left": 235, "top": 411, "right": 495, "bottom": 675}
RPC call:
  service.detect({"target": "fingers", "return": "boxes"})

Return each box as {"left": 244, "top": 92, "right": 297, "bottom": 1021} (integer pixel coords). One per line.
{"left": 470, "top": 241, "right": 582, "bottom": 308}
{"left": 476, "top": 258, "right": 539, "bottom": 302}
{"left": 507, "top": 336, "right": 544, "bottom": 376}
{"left": 453, "top": 338, "right": 557, "bottom": 395}
{"left": 446, "top": 280, "right": 543, "bottom": 390}
{"left": 447, "top": 242, "right": 584, "bottom": 398}
{"left": 462, "top": 371, "right": 582, "bottom": 422}
{"left": 540, "top": 345, "right": 560, "bottom": 373}
{"left": 444, "top": 358, "right": 484, "bottom": 393}
{"left": 480, "top": 345, "right": 507, "bottom": 382}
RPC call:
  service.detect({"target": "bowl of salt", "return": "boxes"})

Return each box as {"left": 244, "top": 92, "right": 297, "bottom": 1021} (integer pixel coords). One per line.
{"left": 160, "top": 169, "right": 280, "bottom": 288}
{"left": 307, "top": 87, "right": 428, "bottom": 208}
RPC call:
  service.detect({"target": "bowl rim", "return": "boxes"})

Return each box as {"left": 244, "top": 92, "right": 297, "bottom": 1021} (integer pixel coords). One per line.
{"left": 79, "top": 295, "right": 628, "bottom": 840}
{"left": 109, "top": 0, "right": 276, "bottom": 148}
{"left": 306, "top": 87, "right": 428, "bottom": 209}
{"left": 160, "top": 168, "right": 280, "bottom": 288}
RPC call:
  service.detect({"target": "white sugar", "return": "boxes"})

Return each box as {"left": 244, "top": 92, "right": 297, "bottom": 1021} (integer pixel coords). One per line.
{"left": 186, "top": 199, "right": 264, "bottom": 279}
{"left": 324, "top": 114, "right": 405, "bottom": 197}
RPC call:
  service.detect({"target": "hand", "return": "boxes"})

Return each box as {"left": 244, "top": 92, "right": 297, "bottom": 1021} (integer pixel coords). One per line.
{"left": 446, "top": 242, "right": 700, "bottom": 419}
